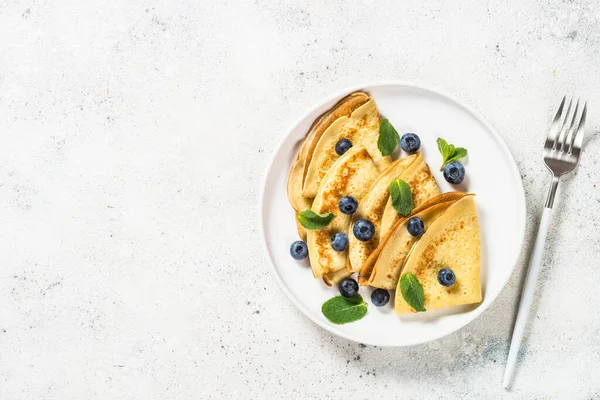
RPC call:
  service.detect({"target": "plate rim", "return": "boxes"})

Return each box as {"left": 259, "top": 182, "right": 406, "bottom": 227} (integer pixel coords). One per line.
{"left": 258, "top": 80, "right": 526, "bottom": 346}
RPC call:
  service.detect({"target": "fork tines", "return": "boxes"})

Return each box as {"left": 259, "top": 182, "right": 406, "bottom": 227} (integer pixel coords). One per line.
{"left": 549, "top": 96, "right": 587, "bottom": 156}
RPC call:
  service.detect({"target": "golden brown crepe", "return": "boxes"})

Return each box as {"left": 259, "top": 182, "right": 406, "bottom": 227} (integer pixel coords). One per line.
{"left": 305, "top": 145, "right": 379, "bottom": 280}
{"left": 302, "top": 98, "right": 391, "bottom": 198}
{"left": 287, "top": 92, "right": 370, "bottom": 212}
{"left": 395, "top": 195, "right": 482, "bottom": 314}
{"left": 348, "top": 153, "right": 439, "bottom": 274}
{"left": 287, "top": 145, "right": 314, "bottom": 212}
{"left": 346, "top": 156, "right": 416, "bottom": 273}
{"left": 380, "top": 152, "right": 440, "bottom": 238}
{"left": 359, "top": 192, "right": 468, "bottom": 288}
{"left": 289, "top": 138, "right": 314, "bottom": 241}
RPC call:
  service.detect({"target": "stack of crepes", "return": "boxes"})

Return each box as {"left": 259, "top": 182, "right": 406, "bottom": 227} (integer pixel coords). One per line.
{"left": 287, "top": 91, "right": 482, "bottom": 314}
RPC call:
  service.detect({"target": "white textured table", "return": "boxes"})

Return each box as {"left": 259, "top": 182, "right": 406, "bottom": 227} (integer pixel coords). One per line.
{"left": 1, "top": 1, "right": 600, "bottom": 399}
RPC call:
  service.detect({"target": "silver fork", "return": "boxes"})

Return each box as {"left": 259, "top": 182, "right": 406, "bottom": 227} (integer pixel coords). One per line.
{"left": 503, "top": 97, "right": 587, "bottom": 388}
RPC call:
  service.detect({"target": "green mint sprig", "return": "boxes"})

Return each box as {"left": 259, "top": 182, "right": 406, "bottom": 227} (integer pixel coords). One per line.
{"left": 378, "top": 119, "right": 399, "bottom": 157}
{"left": 298, "top": 210, "right": 335, "bottom": 230}
{"left": 399, "top": 273, "right": 426, "bottom": 312}
{"left": 389, "top": 179, "right": 413, "bottom": 217}
{"left": 321, "top": 294, "right": 368, "bottom": 324}
{"left": 436, "top": 138, "right": 467, "bottom": 171}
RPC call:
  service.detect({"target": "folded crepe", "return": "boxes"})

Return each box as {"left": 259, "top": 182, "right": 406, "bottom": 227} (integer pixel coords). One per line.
{"left": 287, "top": 138, "right": 315, "bottom": 212}
{"left": 287, "top": 92, "right": 370, "bottom": 212}
{"left": 395, "top": 195, "right": 482, "bottom": 314}
{"left": 380, "top": 152, "right": 440, "bottom": 238}
{"left": 305, "top": 145, "right": 379, "bottom": 281}
{"left": 348, "top": 153, "right": 439, "bottom": 274}
{"left": 359, "top": 192, "right": 468, "bottom": 288}
{"left": 302, "top": 97, "right": 391, "bottom": 198}
{"left": 288, "top": 93, "right": 370, "bottom": 240}
{"left": 289, "top": 138, "right": 314, "bottom": 241}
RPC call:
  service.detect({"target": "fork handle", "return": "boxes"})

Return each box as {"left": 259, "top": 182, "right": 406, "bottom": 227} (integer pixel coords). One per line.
{"left": 502, "top": 206, "right": 553, "bottom": 388}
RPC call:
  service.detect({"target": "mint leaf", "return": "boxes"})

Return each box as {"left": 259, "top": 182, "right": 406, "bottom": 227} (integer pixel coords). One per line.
{"left": 298, "top": 210, "right": 335, "bottom": 230}
{"left": 378, "top": 119, "right": 399, "bottom": 156}
{"left": 321, "top": 294, "right": 368, "bottom": 324}
{"left": 445, "top": 147, "right": 468, "bottom": 164}
{"left": 389, "top": 179, "right": 413, "bottom": 217}
{"left": 437, "top": 138, "right": 467, "bottom": 170}
{"left": 436, "top": 138, "right": 451, "bottom": 159}
{"left": 436, "top": 137, "right": 454, "bottom": 166}
{"left": 399, "top": 273, "right": 426, "bottom": 312}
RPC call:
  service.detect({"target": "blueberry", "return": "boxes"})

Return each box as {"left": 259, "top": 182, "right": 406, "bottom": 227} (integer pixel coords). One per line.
{"left": 371, "top": 288, "right": 390, "bottom": 307}
{"left": 400, "top": 133, "right": 421, "bottom": 153}
{"left": 339, "top": 196, "right": 358, "bottom": 215}
{"left": 353, "top": 219, "right": 375, "bottom": 241}
{"left": 443, "top": 161, "right": 465, "bottom": 184}
{"left": 290, "top": 240, "right": 308, "bottom": 260}
{"left": 407, "top": 217, "right": 425, "bottom": 237}
{"left": 339, "top": 277, "right": 359, "bottom": 298}
{"left": 331, "top": 232, "right": 349, "bottom": 252}
{"left": 438, "top": 268, "right": 456, "bottom": 287}
{"left": 335, "top": 138, "right": 353, "bottom": 156}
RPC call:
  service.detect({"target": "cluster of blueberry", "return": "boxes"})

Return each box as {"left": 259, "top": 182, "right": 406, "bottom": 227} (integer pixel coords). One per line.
{"left": 339, "top": 131, "right": 466, "bottom": 187}
{"left": 289, "top": 194, "right": 372, "bottom": 261}
{"left": 339, "top": 277, "right": 390, "bottom": 307}
{"left": 290, "top": 193, "right": 392, "bottom": 307}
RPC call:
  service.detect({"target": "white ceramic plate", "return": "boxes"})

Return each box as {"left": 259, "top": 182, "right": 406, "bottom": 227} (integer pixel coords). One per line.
{"left": 259, "top": 82, "right": 526, "bottom": 346}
